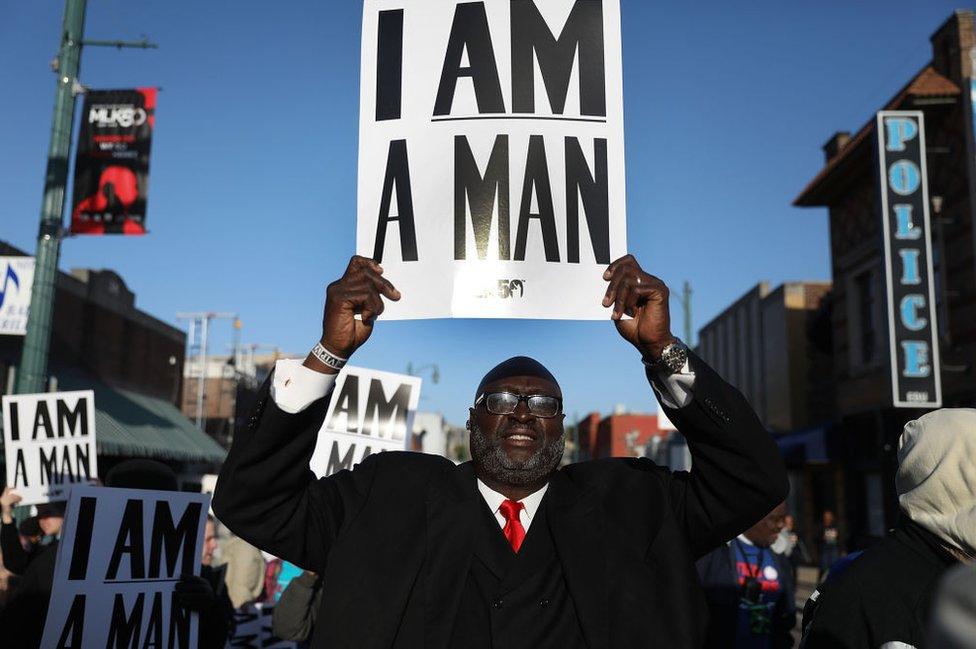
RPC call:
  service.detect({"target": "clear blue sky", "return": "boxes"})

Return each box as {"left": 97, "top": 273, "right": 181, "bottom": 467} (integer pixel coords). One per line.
{"left": 0, "top": 1, "right": 961, "bottom": 426}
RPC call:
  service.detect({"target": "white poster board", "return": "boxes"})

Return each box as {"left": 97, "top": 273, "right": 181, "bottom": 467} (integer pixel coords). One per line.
{"left": 2, "top": 390, "right": 98, "bottom": 505}
{"left": 41, "top": 486, "right": 210, "bottom": 648}
{"left": 227, "top": 602, "right": 298, "bottom": 648}
{"left": 0, "top": 256, "right": 33, "bottom": 336}
{"left": 358, "top": 0, "right": 626, "bottom": 319}
{"left": 309, "top": 366, "right": 421, "bottom": 478}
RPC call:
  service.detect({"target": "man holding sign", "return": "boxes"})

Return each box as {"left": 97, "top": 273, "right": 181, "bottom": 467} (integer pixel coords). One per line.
{"left": 215, "top": 255, "right": 787, "bottom": 648}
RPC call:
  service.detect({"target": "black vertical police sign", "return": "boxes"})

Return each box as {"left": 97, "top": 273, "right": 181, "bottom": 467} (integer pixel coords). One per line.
{"left": 41, "top": 486, "right": 209, "bottom": 648}
{"left": 358, "top": 0, "right": 627, "bottom": 320}
{"left": 876, "top": 111, "right": 942, "bottom": 408}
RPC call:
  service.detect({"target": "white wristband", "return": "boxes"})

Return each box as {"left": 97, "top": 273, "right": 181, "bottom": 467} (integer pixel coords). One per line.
{"left": 310, "top": 342, "right": 347, "bottom": 371}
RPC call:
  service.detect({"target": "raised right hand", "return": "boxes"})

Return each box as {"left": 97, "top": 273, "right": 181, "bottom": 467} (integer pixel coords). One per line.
{"left": 313, "top": 256, "right": 400, "bottom": 367}
{"left": 1, "top": 487, "right": 22, "bottom": 522}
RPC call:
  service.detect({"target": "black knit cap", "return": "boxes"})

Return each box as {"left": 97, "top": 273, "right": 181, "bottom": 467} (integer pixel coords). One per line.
{"left": 18, "top": 516, "right": 42, "bottom": 537}
{"left": 105, "top": 459, "right": 178, "bottom": 492}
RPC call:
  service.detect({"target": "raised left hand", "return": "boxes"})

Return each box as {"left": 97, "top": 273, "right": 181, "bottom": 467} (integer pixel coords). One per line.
{"left": 602, "top": 254, "right": 677, "bottom": 360}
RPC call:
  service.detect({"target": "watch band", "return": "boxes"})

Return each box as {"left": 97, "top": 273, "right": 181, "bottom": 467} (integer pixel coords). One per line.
{"left": 310, "top": 342, "right": 348, "bottom": 371}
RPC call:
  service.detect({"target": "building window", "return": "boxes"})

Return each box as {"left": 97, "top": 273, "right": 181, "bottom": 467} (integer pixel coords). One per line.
{"left": 854, "top": 269, "right": 876, "bottom": 364}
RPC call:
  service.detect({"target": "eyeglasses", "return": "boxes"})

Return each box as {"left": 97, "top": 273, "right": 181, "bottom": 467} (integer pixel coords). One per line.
{"left": 475, "top": 392, "right": 562, "bottom": 418}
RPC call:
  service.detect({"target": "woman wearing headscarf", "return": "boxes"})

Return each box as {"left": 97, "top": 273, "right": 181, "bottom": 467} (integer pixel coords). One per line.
{"left": 801, "top": 408, "right": 976, "bottom": 648}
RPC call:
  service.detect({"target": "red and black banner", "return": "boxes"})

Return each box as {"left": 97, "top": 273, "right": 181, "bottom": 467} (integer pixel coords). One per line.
{"left": 71, "top": 88, "right": 156, "bottom": 235}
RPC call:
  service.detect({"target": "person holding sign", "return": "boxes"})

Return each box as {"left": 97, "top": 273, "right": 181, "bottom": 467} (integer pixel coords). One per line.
{"left": 214, "top": 255, "right": 788, "bottom": 648}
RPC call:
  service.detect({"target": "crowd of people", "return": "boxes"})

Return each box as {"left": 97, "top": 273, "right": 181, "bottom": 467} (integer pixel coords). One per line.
{"left": 0, "top": 255, "right": 973, "bottom": 649}
{"left": 0, "top": 461, "right": 325, "bottom": 647}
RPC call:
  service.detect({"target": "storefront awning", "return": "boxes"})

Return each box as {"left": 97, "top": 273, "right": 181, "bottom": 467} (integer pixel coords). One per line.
{"left": 0, "top": 373, "right": 226, "bottom": 467}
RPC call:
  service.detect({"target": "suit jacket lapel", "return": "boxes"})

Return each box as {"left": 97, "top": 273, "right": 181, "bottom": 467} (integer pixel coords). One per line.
{"left": 547, "top": 470, "right": 610, "bottom": 649}
{"left": 424, "top": 461, "right": 479, "bottom": 649}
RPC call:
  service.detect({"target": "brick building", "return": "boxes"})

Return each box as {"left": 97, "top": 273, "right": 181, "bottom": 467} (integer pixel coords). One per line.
{"left": 576, "top": 411, "right": 664, "bottom": 460}
{"left": 794, "top": 12, "right": 976, "bottom": 546}
{"left": 0, "top": 240, "right": 224, "bottom": 480}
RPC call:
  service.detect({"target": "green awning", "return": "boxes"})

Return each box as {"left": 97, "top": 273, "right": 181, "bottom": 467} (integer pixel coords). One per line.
{"left": 10, "top": 373, "right": 228, "bottom": 465}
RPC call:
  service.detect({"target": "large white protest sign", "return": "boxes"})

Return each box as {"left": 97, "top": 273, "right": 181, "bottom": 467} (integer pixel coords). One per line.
{"left": 42, "top": 486, "right": 209, "bottom": 649}
{"left": 2, "top": 390, "right": 98, "bottom": 506}
{"left": 358, "top": 0, "right": 626, "bottom": 319}
{"left": 309, "top": 366, "right": 421, "bottom": 477}
{"left": 227, "top": 602, "right": 298, "bottom": 648}
{"left": 0, "top": 256, "right": 34, "bottom": 335}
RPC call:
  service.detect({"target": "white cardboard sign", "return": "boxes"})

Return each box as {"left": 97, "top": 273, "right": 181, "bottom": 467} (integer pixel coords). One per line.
{"left": 357, "top": 0, "right": 626, "bottom": 319}
{"left": 2, "top": 390, "right": 98, "bottom": 506}
{"left": 0, "top": 256, "right": 34, "bottom": 336}
{"left": 42, "top": 486, "right": 210, "bottom": 648}
{"left": 309, "top": 366, "right": 421, "bottom": 478}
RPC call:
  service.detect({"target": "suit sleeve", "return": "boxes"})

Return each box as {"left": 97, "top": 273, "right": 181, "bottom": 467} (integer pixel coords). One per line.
{"left": 658, "top": 352, "right": 789, "bottom": 558}
{"left": 212, "top": 373, "right": 379, "bottom": 574}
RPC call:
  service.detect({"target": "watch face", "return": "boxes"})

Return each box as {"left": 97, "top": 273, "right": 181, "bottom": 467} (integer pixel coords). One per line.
{"left": 665, "top": 343, "right": 688, "bottom": 373}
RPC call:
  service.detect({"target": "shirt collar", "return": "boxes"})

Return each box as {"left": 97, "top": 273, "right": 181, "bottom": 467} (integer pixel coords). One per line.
{"left": 736, "top": 534, "right": 755, "bottom": 546}
{"left": 476, "top": 479, "right": 548, "bottom": 521}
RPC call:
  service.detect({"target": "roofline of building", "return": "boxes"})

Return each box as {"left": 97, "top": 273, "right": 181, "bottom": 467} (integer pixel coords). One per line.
{"left": 793, "top": 65, "right": 961, "bottom": 207}
{"left": 1, "top": 239, "right": 185, "bottom": 343}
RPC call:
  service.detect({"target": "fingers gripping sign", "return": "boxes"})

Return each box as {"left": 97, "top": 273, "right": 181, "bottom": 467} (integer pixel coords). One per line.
{"left": 602, "top": 255, "right": 677, "bottom": 360}
{"left": 310, "top": 256, "right": 401, "bottom": 374}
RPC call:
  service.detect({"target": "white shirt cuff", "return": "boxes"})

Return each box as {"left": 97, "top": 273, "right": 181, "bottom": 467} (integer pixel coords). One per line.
{"left": 270, "top": 358, "right": 337, "bottom": 414}
{"left": 651, "top": 359, "right": 695, "bottom": 409}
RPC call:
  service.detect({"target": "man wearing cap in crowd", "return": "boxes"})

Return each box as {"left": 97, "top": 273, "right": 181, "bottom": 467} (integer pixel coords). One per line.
{"left": 801, "top": 408, "right": 976, "bottom": 648}
{"left": 0, "top": 487, "right": 66, "bottom": 645}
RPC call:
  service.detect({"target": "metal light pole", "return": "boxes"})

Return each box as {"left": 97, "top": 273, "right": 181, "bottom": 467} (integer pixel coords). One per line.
{"left": 671, "top": 281, "right": 693, "bottom": 346}
{"left": 15, "top": 0, "right": 157, "bottom": 395}
{"left": 177, "top": 312, "right": 238, "bottom": 428}
{"left": 15, "top": 0, "right": 88, "bottom": 395}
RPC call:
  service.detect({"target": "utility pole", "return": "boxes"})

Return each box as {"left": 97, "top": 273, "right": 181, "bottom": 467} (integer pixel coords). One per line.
{"left": 15, "top": 0, "right": 157, "bottom": 394}
{"left": 177, "top": 312, "right": 238, "bottom": 428}
{"left": 15, "top": 0, "right": 88, "bottom": 395}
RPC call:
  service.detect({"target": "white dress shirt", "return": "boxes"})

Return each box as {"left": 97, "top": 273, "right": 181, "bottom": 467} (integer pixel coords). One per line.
{"left": 270, "top": 357, "right": 696, "bottom": 415}
{"left": 476, "top": 479, "right": 548, "bottom": 533}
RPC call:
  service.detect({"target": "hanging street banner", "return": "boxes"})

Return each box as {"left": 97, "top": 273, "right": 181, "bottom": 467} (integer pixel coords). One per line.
{"left": 0, "top": 256, "right": 34, "bottom": 336}
{"left": 357, "top": 0, "right": 627, "bottom": 319}
{"left": 228, "top": 602, "right": 299, "bottom": 648}
{"left": 876, "top": 110, "right": 942, "bottom": 408}
{"left": 309, "top": 366, "right": 421, "bottom": 478}
{"left": 41, "top": 486, "right": 209, "bottom": 649}
{"left": 2, "top": 390, "right": 98, "bottom": 506}
{"left": 71, "top": 88, "right": 157, "bottom": 236}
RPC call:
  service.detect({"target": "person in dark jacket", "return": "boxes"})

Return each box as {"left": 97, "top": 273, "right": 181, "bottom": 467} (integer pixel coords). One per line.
{"left": 213, "top": 255, "right": 789, "bottom": 649}
{"left": 0, "top": 492, "right": 65, "bottom": 646}
{"left": 0, "top": 488, "right": 64, "bottom": 576}
{"left": 272, "top": 570, "right": 323, "bottom": 642}
{"left": 697, "top": 502, "right": 795, "bottom": 649}
{"left": 801, "top": 408, "right": 976, "bottom": 648}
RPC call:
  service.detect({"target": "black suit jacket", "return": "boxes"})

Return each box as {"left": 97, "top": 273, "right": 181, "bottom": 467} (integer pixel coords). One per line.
{"left": 213, "top": 354, "right": 788, "bottom": 649}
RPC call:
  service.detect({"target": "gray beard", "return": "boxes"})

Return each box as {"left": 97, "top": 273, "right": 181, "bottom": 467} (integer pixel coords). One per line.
{"left": 469, "top": 423, "right": 565, "bottom": 486}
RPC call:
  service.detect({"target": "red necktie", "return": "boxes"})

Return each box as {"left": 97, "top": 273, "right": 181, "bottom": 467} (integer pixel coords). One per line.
{"left": 499, "top": 499, "right": 526, "bottom": 552}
